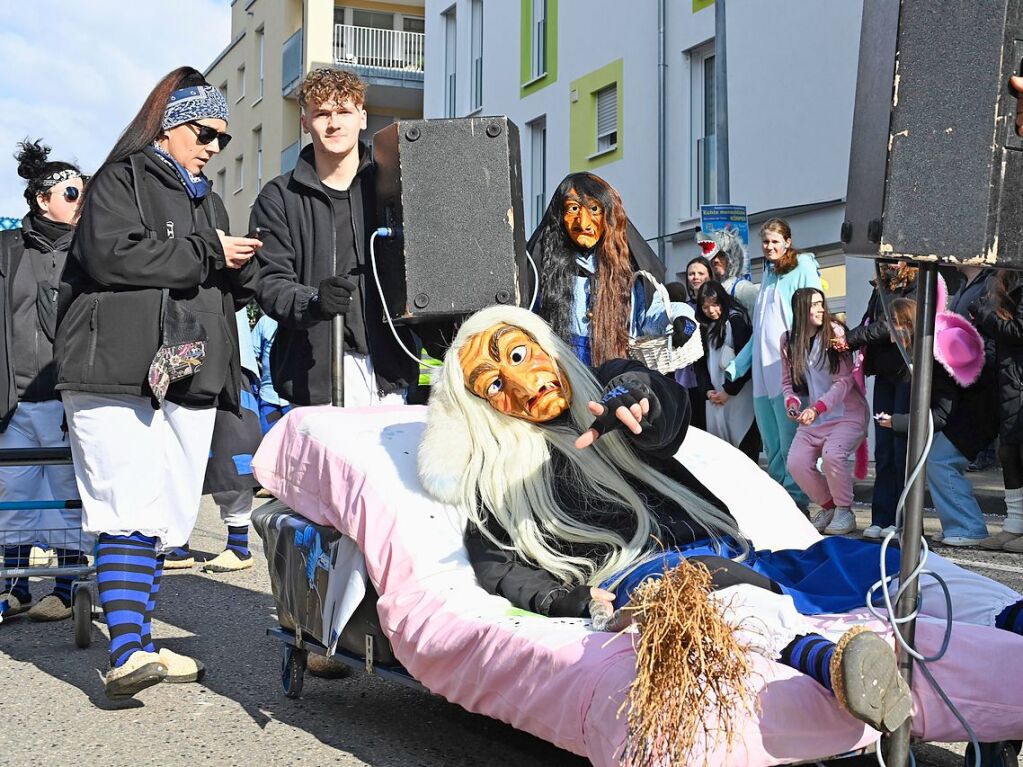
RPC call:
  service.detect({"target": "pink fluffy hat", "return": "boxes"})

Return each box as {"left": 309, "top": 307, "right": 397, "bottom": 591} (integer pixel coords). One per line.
{"left": 933, "top": 311, "right": 985, "bottom": 386}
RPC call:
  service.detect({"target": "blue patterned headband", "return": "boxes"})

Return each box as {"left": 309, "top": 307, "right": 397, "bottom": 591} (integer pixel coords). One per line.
{"left": 162, "top": 85, "right": 229, "bottom": 131}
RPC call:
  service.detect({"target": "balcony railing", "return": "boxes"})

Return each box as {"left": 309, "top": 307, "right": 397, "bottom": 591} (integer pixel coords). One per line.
{"left": 333, "top": 24, "right": 424, "bottom": 74}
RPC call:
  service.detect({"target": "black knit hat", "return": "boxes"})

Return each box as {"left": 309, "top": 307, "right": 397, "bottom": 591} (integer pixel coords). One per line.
{"left": 15, "top": 139, "right": 84, "bottom": 212}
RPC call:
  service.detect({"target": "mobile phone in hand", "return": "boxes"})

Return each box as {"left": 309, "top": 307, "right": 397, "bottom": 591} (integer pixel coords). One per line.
{"left": 246, "top": 226, "right": 269, "bottom": 240}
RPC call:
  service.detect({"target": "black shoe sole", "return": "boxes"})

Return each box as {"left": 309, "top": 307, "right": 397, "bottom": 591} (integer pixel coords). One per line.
{"left": 104, "top": 662, "right": 167, "bottom": 700}
{"left": 834, "top": 631, "right": 912, "bottom": 733}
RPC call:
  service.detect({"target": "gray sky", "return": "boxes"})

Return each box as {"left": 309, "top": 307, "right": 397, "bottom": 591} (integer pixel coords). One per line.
{"left": 0, "top": 1, "right": 232, "bottom": 216}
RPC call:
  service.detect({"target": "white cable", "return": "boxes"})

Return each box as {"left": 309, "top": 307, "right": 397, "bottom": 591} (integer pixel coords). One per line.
{"left": 369, "top": 230, "right": 443, "bottom": 368}
{"left": 863, "top": 411, "right": 981, "bottom": 767}
{"left": 526, "top": 250, "right": 540, "bottom": 311}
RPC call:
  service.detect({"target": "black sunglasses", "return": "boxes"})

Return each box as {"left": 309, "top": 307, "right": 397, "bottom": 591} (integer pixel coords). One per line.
{"left": 62, "top": 186, "right": 81, "bottom": 202}
{"left": 186, "top": 121, "right": 232, "bottom": 150}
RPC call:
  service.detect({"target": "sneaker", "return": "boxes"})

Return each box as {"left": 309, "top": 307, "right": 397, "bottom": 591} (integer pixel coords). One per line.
{"left": 104, "top": 651, "right": 167, "bottom": 700}
{"left": 939, "top": 536, "right": 987, "bottom": 547}
{"left": 163, "top": 547, "right": 195, "bottom": 570}
{"left": 830, "top": 627, "right": 912, "bottom": 733}
{"left": 27, "top": 593, "right": 72, "bottom": 622}
{"left": 1004, "top": 535, "right": 1023, "bottom": 553}
{"left": 812, "top": 507, "right": 835, "bottom": 533}
{"left": 862, "top": 525, "right": 883, "bottom": 539}
{"left": 157, "top": 648, "right": 206, "bottom": 683}
{"left": 202, "top": 549, "right": 254, "bottom": 573}
{"left": 979, "top": 531, "right": 1023, "bottom": 551}
{"left": 930, "top": 530, "right": 944, "bottom": 545}
{"left": 825, "top": 507, "right": 857, "bottom": 535}
{"left": 0, "top": 591, "right": 31, "bottom": 620}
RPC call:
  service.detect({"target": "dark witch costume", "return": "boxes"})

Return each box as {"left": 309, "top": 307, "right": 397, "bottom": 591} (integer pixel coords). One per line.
{"left": 526, "top": 173, "right": 669, "bottom": 366}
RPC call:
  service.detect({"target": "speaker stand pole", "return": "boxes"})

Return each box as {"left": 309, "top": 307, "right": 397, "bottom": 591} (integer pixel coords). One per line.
{"left": 884, "top": 261, "right": 938, "bottom": 767}
{"left": 331, "top": 315, "right": 345, "bottom": 408}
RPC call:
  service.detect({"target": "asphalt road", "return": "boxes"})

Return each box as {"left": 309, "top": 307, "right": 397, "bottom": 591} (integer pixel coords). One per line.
{"left": 0, "top": 497, "right": 1019, "bottom": 767}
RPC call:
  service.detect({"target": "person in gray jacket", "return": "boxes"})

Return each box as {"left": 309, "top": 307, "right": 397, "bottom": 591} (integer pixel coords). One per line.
{"left": 0, "top": 140, "right": 87, "bottom": 623}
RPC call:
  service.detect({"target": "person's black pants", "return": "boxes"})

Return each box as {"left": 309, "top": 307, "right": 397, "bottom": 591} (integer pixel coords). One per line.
{"left": 871, "top": 375, "right": 911, "bottom": 528}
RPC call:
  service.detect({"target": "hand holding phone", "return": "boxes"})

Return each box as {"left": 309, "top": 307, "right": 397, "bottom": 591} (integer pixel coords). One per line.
{"left": 246, "top": 226, "right": 269, "bottom": 241}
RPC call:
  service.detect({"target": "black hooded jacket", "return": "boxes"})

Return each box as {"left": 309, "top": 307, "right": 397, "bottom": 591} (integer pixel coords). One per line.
{"left": 975, "top": 277, "right": 1023, "bottom": 444}
{"left": 0, "top": 215, "right": 73, "bottom": 429}
{"left": 250, "top": 143, "right": 416, "bottom": 405}
{"left": 55, "top": 148, "right": 257, "bottom": 413}
{"left": 465, "top": 359, "right": 738, "bottom": 618}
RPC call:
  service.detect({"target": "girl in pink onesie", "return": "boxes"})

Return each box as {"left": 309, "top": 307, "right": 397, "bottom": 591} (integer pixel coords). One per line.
{"left": 782, "top": 288, "right": 868, "bottom": 536}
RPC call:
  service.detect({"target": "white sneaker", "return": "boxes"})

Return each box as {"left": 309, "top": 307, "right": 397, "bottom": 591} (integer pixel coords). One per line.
{"left": 811, "top": 507, "right": 835, "bottom": 533}
{"left": 862, "top": 525, "right": 883, "bottom": 539}
{"left": 939, "top": 536, "right": 986, "bottom": 547}
{"left": 825, "top": 507, "right": 857, "bottom": 535}
{"left": 879, "top": 525, "right": 898, "bottom": 538}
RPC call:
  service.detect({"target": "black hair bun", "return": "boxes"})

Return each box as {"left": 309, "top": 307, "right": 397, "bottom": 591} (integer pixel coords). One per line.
{"left": 15, "top": 139, "right": 51, "bottom": 181}
{"left": 179, "top": 69, "right": 209, "bottom": 89}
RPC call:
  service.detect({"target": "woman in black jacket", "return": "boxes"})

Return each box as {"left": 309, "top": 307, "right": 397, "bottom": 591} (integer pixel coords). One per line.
{"left": 841, "top": 262, "right": 917, "bottom": 538}
{"left": 975, "top": 271, "right": 1023, "bottom": 552}
{"left": 0, "top": 140, "right": 88, "bottom": 623}
{"left": 54, "top": 67, "right": 260, "bottom": 699}
{"left": 694, "top": 281, "right": 760, "bottom": 461}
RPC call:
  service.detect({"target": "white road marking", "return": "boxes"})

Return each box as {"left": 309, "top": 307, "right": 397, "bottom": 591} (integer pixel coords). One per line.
{"left": 943, "top": 555, "right": 1023, "bottom": 576}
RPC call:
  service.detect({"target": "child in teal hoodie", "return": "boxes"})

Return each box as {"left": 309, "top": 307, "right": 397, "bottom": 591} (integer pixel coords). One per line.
{"left": 725, "top": 219, "right": 822, "bottom": 511}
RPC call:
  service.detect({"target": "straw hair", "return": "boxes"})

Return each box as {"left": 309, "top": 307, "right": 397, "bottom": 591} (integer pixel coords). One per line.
{"left": 620, "top": 559, "right": 757, "bottom": 766}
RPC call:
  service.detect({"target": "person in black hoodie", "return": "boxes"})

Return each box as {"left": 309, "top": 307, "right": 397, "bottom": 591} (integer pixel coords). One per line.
{"left": 54, "top": 67, "right": 260, "bottom": 700}
{"left": 251, "top": 67, "right": 416, "bottom": 407}
{"left": 0, "top": 140, "right": 88, "bottom": 623}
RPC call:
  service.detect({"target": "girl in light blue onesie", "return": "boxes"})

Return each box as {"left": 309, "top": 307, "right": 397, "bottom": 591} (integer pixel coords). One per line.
{"left": 726, "top": 218, "right": 822, "bottom": 511}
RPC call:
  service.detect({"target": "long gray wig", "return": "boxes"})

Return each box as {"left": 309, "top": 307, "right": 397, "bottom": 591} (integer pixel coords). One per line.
{"left": 417, "top": 305, "right": 743, "bottom": 589}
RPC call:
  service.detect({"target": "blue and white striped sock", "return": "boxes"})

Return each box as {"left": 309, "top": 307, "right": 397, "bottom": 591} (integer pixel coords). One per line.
{"left": 2, "top": 545, "right": 31, "bottom": 601}
{"left": 996, "top": 600, "right": 1023, "bottom": 636}
{"left": 779, "top": 633, "right": 836, "bottom": 692}
{"left": 95, "top": 533, "right": 157, "bottom": 669}
{"left": 53, "top": 548, "right": 86, "bottom": 606}
{"left": 226, "top": 526, "right": 251, "bottom": 559}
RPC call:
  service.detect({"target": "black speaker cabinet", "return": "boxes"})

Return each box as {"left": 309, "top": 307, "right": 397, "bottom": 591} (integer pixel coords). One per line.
{"left": 843, "top": 0, "right": 1023, "bottom": 267}
{"left": 372, "top": 117, "right": 528, "bottom": 322}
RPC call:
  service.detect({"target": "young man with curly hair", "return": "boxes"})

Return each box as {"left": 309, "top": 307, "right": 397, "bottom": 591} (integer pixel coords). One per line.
{"left": 251, "top": 68, "right": 415, "bottom": 407}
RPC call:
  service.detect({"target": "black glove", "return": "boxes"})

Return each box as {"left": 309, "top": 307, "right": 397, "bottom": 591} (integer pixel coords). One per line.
{"left": 587, "top": 373, "right": 660, "bottom": 438}
{"left": 672, "top": 315, "right": 697, "bottom": 349}
{"left": 314, "top": 275, "right": 357, "bottom": 318}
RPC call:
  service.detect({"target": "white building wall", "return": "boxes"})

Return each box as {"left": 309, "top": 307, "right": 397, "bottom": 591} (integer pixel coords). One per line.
{"left": 425, "top": 0, "right": 868, "bottom": 303}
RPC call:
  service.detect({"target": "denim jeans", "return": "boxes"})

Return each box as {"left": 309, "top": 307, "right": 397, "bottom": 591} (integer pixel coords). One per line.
{"left": 925, "top": 431, "right": 990, "bottom": 539}
{"left": 871, "top": 376, "right": 911, "bottom": 527}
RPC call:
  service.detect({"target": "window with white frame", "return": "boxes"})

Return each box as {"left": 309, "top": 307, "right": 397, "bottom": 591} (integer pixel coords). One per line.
{"left": 443, "top": 8, "right": 457, "bottom": 118}
{"left": 595, "top": 84, "right": 618, "bottom": 153}
{"left": 529, "top": 116, "right": 547, "bottom": 232}
{"left": 216, "top": 168, "right": 226, "bottom": 200}
{"left": 236, "top": 63, "right": 246, "bottom": 102}
{"left": 530, "top": 0, "right": 547, "bottom": 80}
{"left": 234, "top": 155, "right": 244, "bottom": 193}
{"left": 256, "top": 27, "right": 265, "bottom": 99}
{"left": 254, "top": 127, "right": 263, "bottom": 191}
{"left": 470, "top": 0, "right": 484, "bottom": 111}
{"left": 219, "top": 82, "right": 228, "bottom": 103}
{"left": 689, "top": 43, "right": 716, "bottom": 210}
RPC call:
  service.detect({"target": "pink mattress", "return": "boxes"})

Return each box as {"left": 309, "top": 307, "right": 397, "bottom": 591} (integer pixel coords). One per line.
{"left": 252, "top": 405, "right": 1023, "bottom": 766}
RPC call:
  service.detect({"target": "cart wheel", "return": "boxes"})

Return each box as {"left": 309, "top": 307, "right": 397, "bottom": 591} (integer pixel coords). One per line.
{"left": 72, "top": 585, "right": 92, "bottom": 649}
{"left": 281, "top": 645, "right": 307, "bottom": 698}
{"left": 964, "top": 741, "right": 1020, "bottom": 767}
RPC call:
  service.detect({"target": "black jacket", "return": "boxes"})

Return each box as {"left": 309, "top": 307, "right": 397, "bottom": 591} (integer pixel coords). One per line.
{"left": 890, "top": 363, "right": 998, "bottom": 462}
{"left": 976, "top": 279, "right": 1023, "bottom": 443}
{"left": 0, "top": 217, "right": 72, "bottom": 429}
{"left": 696, "top": 308, "right": 753, "bottom": 397}
{"left": 950, "top": 269, "right": 997, "bottom": 366}
{"left": 465, "top": 359, "right": 737, "bottom": 618}
{"left": 55, "top": 149, "right": 257, "bottom": 412}
{"left": 845, "top": 280, "right": 917, "bottom": 380}
{"left": 250, "top": 143, "right": 416, "bottom": 406}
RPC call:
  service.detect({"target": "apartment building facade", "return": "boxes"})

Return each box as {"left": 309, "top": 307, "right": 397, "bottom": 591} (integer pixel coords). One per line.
{"left": 204, "top": 0, "right": 426, "bottom": 231}
{"left": 423, "top": 0, "right": 876, "bottom": 318}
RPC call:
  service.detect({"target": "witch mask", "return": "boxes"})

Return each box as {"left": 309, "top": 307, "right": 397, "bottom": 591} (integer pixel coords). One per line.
{"left": 561, "top": 188, "right": 605, "bottom": 251}
{"left": 459, "top": 323, "right": 572, "bottom": 423}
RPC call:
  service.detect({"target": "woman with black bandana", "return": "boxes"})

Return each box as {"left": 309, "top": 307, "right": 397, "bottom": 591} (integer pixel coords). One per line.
{"left": 54, "top": 67, "right": 260, "bottom": 699}
{"left": 0, "top": 140, "right": 88, "bottom": 624}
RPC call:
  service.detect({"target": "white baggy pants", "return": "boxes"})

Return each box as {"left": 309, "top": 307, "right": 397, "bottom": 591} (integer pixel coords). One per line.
{"left": 62, "top": 392, "right": 216, "bottom": 550}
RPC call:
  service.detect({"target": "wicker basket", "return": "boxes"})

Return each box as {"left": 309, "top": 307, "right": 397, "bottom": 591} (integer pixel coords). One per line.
{"left": 627, "top": 271, "right": 705, "bottom": 374}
